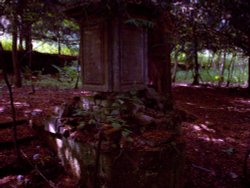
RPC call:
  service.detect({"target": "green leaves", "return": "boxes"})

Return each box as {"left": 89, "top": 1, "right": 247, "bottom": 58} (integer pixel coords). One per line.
{"left": 60, "top": 90, "right": 145, "bottom": 142}
{"left": 122, "top": 129, "right": 132, "bottom": 138}
{"left": 78, "top": 122, "right": 86, "bottom": 130}
{"left": 52, "top": 64, "right": 78, "bottom": 83}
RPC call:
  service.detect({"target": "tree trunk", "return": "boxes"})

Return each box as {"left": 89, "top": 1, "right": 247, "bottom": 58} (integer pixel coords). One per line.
{"left": 248, "top": 37, "right": 250, "bottom": 92}
{"left": 172, "top": 50, "right": 180, "bottom": 83}
{"left": 164, "top": 35, "right": 172, "bottom": 96}
{"left": 74, "top": 58, "right": 81, "bottom": 89}
{"left": 248, "top": 55, "right": 250, "bottom": 92}
{"left": 12, "top": 14, "right": 22, "bottom": 87}
{"left": 24, "top": 23, "right": 32, "bottom": 68}
{"left": 208, "top": 51, "right": 214, "bottom": 68}
{"left": 192, "top": 21, "right": 199, "bottom": 85}
{"left": 19, "top": 27, "right": 24, "bottom": 51}
{"left": 214, "top": 51, "right": 221, "bottom": 72}
{"left": 58, "top": 36, "right": 61, "bottom": 55}
{"left": 148, "top": 28, "right": 171, "bottom": 96}
{"left": 192, "top": 45, "right": 199, "bottom": 85}
{"left": 172, "top": 59, "right": 178, "bottom": 83}
{"left": 218, "top": 51, "right": 226, "bottom": 87}
{"left": 226, "top": 52, "right": 236, "bottom": 87}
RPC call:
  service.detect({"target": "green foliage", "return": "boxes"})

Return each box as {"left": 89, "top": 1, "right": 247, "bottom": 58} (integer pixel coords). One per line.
{"left": 23, "top": 64, "right": 78, "bottom": 89}
{"left": 63, "top": 19, "right": 79, "bottom": 30}
{"left": 71, "top": 91, "right": 145, "bottom": 140}
{"left": 173, "top": 51, "right": 248, "bottom": 86}
{"left": 177, "top": 53, "right": 186, "bottom": 62}
{"left": 0, "top": 37, "right": 12, "bottom": 50}
{"left": 33, "top": 41, "right": 78, "bottom": 55}
{"left": 28, "top": 73, "right": 80, "bottom": 89}
{"left": 0, "top": 35, "right": 78, "bottom": 55}
{"left": 175, "top": 68, "right": 248, "bottom": 85}
{"left": 52, "top": 63, "right": 78, "bottom": 83}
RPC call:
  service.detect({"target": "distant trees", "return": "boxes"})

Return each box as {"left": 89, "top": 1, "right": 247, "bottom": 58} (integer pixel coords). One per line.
{"left": 0, "top": 0, "right": 249, "bottom": 91}
{"left": 219, "top": 0, "right": 250, "bottom": 90}
{"left": 166, "top": 0, "right": 249, "bottom": 89}
{"left": 0, "top": 0, "right": 79, "bottom": 87}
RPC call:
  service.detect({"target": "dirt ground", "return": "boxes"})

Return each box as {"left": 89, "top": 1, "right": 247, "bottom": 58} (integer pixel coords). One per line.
{"left": 0, "top": 84, "right": 250, "bottom": 187}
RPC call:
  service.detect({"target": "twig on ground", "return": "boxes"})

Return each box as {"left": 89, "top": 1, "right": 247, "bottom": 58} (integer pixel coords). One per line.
{"left": 192, "top": 164, "right": 215, "bottom": 175}
{"left": 20, "top": 150, "right": 57, "bottom": 188}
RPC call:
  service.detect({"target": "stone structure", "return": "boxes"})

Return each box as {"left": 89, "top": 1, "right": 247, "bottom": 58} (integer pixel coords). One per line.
{"left": 34, "top": 2, "right": 186, "bottom": 188}
{"left": 65, "top": 2, "right": 150, "bottom": 92}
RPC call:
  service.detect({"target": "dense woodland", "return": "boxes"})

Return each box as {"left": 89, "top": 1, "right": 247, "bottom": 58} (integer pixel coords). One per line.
{"left": 0, "top": 0, "right": 249, "bottom": 91}
{"left": 0, "top": 0, "right": 250, "bottom": 188}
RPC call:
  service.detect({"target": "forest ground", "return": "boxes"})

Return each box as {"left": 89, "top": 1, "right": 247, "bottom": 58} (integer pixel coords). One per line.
{"left": 0, "top": 84, "right": 250, "bottom": 188}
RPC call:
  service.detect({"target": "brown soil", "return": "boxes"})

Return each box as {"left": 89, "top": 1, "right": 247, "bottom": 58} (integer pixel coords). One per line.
{"left": 173, "top": 84, "right": 250, "bottom": 188}
{"left": 0, "top": 84, "right": 250, "bottom": 188}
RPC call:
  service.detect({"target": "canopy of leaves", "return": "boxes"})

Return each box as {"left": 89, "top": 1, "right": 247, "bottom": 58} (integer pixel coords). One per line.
{"left": 0, "top": 0, "right": 249, "bottom": 56}
{"left": 0, "top": 0, "right": 79, "bottom": 49}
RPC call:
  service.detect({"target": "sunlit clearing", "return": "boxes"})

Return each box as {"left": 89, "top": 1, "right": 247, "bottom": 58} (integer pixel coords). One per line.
{"left": 81, "top": 91, "right": 92, "bottom": 96}
{"left": 199, "top": 124, "right": 216, "bottom": 133}
{"left": 24, "top": 110, "right": 31, "bottom": 114}
{"left": 192, "top": 125, "right": 202, "bottom": 131}
{"left": 72, "top": 91, "right": 83, "bottom": 95}
{"left": 33, "top": 108, "right": 43, "bottom": 113}
{"left": 31, "top": 108, "right": 43, "bottom": 116}
{"left": 174, "top": 83, "right": 189, "bottom": 87}
{"left": 200, "top": 135, "right": 224, "bottom": 143}
{"left": 0, "top": 106, "right": 5, "bottom": 113}
{"left": 193, "top": 85, "right": 201, "bottom": 88}
{"left": 189, "top": 123, "right": 224, "bottom": 143}
{"left": 235, "top": 99, "right": 250, "bottom": 105}
{"left": 14, "top": 102, "right": 29, "bottom": 107}
{"left": 191, "top": 123, "right": 216, "bottom": 133}
{"left": 186, "top": 102, "right": 196, "bottom": 106}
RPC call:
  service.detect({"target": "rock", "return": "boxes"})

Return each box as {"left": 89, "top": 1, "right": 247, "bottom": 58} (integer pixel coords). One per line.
{"left": 134, "top": 113, "right": 155, "bottom": 126}
{"left": 57, "top": 125, "right": 70, "bottom": 137}
{"left": 62, "top": 96, "right": 83, "bottom": 117}
{"left": 110, "top": 110, "right": 120, "bottom": 116}
{"left": 100, "top": 99, "right": 110, "bottom": 107}
{"left": 229, "top": 172, "right": 238, "bottom": 179}
{"left": 125, "top": 101, "right": 144, "bottom": 116}
{"left": 103, "top": 127, "right": 122, "bottom": 145}
{"left": 17, "top": 175, "right": 24, "bottom": 186}
{"left": 144, "top": 87, "right": 172, "bottom": 111}
{"left": 33, "top": 153, "right": 40, "bottom": 161}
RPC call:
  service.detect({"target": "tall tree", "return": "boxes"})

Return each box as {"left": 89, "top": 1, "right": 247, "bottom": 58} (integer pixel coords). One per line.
{"left": 10, "top": 1, "right": 22, "bottom": 87}
{"left": 221, "top": 0, "right": 250, "bottom": 90}
{"left": 148, "top": 2, "right": 173, "bottom": 98}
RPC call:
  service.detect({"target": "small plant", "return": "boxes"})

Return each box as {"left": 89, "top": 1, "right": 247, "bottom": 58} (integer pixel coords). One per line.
{"left": 52, "top": 64, "right": 78, "bottom": 83}
{"left": 65, "top": 91, "right": 145, "bottom": 142}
